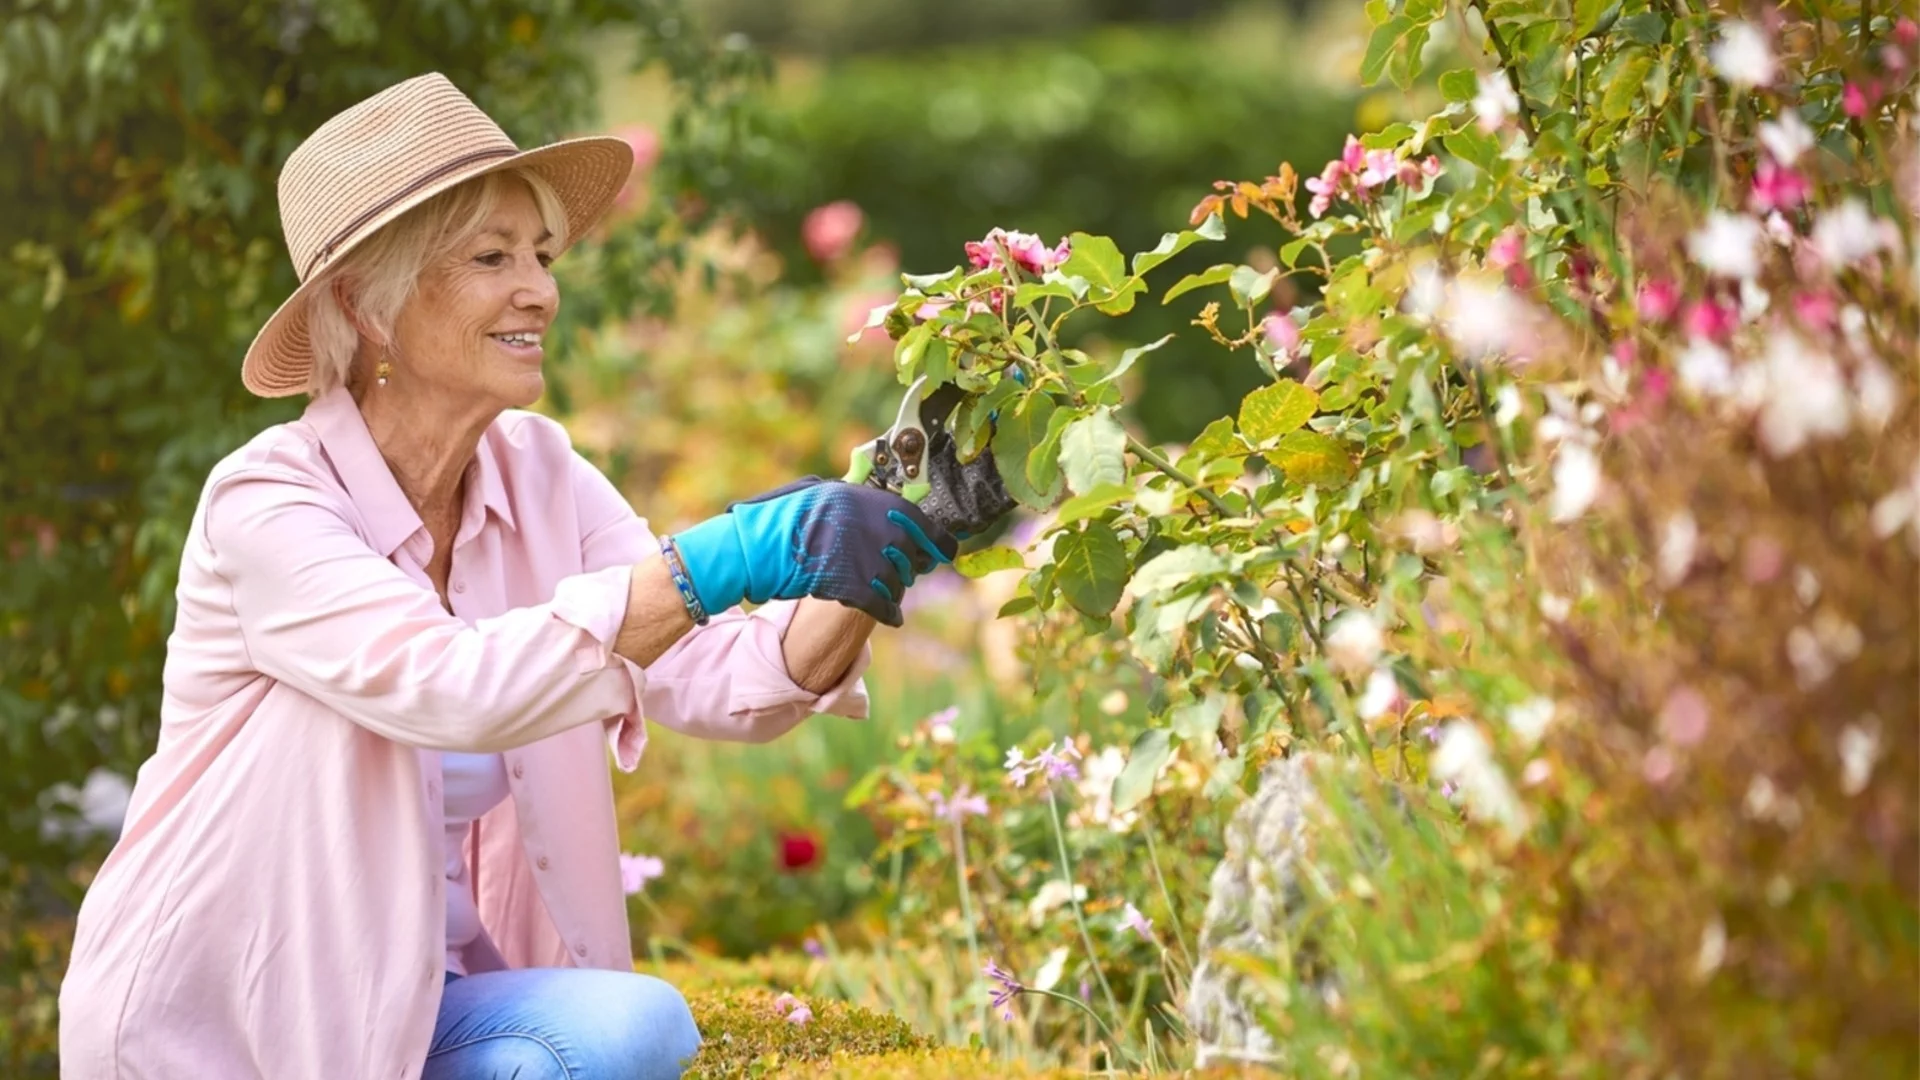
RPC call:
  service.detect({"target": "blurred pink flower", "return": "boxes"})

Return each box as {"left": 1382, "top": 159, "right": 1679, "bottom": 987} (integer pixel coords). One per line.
{"left": 1121, "top": 902, "right": 1155, "bottom": 940}
{"left": 803, "top": 200, "right": 865, "bottom": 264}
{"left": 610, "top": 124, "right": 661, "bottom": 212}
{"left": 1358, "top": 147, "right": 1400, "bottom": 190}
{"left": 1750, "top": 160, "right": 1809, "bottom": 212}
{"left": 1683, "top": 297, "right": 1738, "bottom": 342}
{"left": 785, "top": 1005, "right": 813, "bottom": 1025}
{"left": 1262, "top": 311, "right": 1302, "bottom": 356}
{"left": 1635, "top": 279, "right": 1681, "bottom": 323}
{"left": 1843, "top": 81, "right": 1876, "bottom": 119}
{"left": 619, "top": 853, "right": 664, "bottom": 895}
{"left": 929, "top": 784, "right": 989, "bottom": 824}
{"left": 1791, "top": 290, "right": 1837, "bottom": 331}
{"left": 1708, "top": 20, "right": 1778, "bottom": 88}
{"left": 1305, "top": 160, "right": 1345, "bottom": 218}
{"left": 1005, "top": 741, "right": 1082, "bottom": 788}
{"left": 1660, "top": 686, "right": 1711, "bottom": 747}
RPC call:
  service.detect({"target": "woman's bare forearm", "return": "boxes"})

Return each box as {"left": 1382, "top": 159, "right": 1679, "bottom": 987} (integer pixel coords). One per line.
{"left": 611, "top": 555, "right": 696, "bottom": 667}
{"left": 781, "top": 598, "right": 876, "bottom": 693}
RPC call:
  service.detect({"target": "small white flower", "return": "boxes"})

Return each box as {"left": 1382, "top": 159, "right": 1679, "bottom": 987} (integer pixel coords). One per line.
{"left": 1440, "top": 277, "right": 1529, "bottom": 360}
{"left": 1855, "top": 359, "right": 1898, "bottom": 432}
{"left": 1758, "top": 111, "right": 1815, "bottom": 164}
{"left": 1738, "top": 279, "right": 1770, "bottom": 322}
{"left": 1688, "top": 211, "right": 1765, "bottom": 280}
{"left": 1356, "top": 667, "right": 1401, "bottom": 720}
{"left": 1756, "top": 335, "right": 1851, "bottom": 457}
{"left": 1694, "top": 917, "right": 1729, "bottom": 981}
{"left": 1812, "top": 199, "right": 1896, "bottom": 269}
{"left": 1658, "top": 512, "right": 1699, "bottom": 587}
{"left": 1763, "top": 211, "right": 1796, "bottom": 246}
{"left": 1676, "top": 341, "right": 1735, "bottom": 398}
{"left": 1494, "top": 383, "right": 1524, "bottom": 428}
{"left": 1786, "top": 626, "right": 1835, "bottom": 688}
{"left": 1432, "top": 722, "right": 1529, "bottom": 838}
{"left": 1708, "top": 21, "right": 1778, "bottom": 88}
{"left": 1403, "top": 263, "right": 1448, "bottom": 322}
{"left": 1324, "top": 610, "right": 1385, "bottom": 675}
{"left": 1505, "top": 697, "right": 1556, "bottom": 747}
{"left": 1838, "top": 721, "right": 1881, "bottom": 796}
{"left": 1473, "top": 70, "right": 1521, "bottom": 131}
{"left": 1538, "top": 592, "right": 1571, "bottom": 622}
{"left": 1549, "top": 442, "right": 1602, "bottom": 522}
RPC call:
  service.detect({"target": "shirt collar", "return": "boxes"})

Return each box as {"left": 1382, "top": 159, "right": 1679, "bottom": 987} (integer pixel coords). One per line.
{"left": 304, "top": 389, "right": 517, "bottom": 557}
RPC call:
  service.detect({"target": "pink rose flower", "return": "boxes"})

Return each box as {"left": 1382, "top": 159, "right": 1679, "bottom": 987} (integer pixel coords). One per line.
{"left": 1262, "top": 311, "right": 1302, "bottom": 356}
{"left": 1635, "top": 279, "right": 1681, "bottom": 323}
{"left": 803, "top": 200, "right": 865, "bottom": 264}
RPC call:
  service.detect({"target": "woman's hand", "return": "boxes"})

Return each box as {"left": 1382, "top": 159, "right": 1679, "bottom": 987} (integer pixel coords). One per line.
{"left": 670, "top": 478, "right": 959, "bottom": 628}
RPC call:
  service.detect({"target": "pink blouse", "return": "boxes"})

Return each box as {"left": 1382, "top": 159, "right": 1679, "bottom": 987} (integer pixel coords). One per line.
{"left": 58, "top": 388, "right": 870, "bottom": 1079}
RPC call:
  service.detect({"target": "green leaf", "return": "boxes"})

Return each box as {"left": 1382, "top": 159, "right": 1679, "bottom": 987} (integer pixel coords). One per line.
{"left": 1228, "top": 265, "right": 1277, "bottom": 309}
{"left": 1279, "top": 238, "right": 1314, "bottom": 268}
{"left": 1390, "top": 24, "right": 1431, "bottom": 90}
{"left": 894, "top": 321, "right": 932, "bottom": 383}
{"left": 1093, "top": 333, "right": 1172, "bottom": 388}
{"left": 1601, "top": 49, "right": 1653, "bottom": 121}
{"left": 1131, "top": 217, "right": 1224, "bottom": 277}
{"left": 1238, "top": 380, "right": 1319, "bottom": 445}
{"left": 1188, "top": 416, "right": 1242, "bottom": 459}
{"left": 1274, "top": 429, "right": 1356, "bottom": 486}
{"left": 1059, "top": 408, "right": 1127, "bottom": 496}
{"left": 1026, "top": 406, "right": 1075, "bottom": 501}
{"left": 955, "top": 545, "right": 1027, "bottom": 578}
{"left": 1162, "top": 263, "right": 1235, "bottom": 303}
{"left": 1361, "top": 122, "right": 1414, "bottom": 149}
{"left": 1052, "top": 523, "right": 1129, "bottom": 618}
{"left": 992, "top": 393, "right": 1062, "bottom": 510}
{"left": 1013, "top": 280, "right": 1078, "bottom": 306}
{"left": 1061, "top": 233, "right": 1127, "bottom": 296}
{"left": 1172, "top": 694, "right": 1227, "bottom": 743}
{"left": 1056, "top": 481, "right": 1134, "bottom": 523}
{"left": 1444, "top": 125, "right": 1499, "bottom": 170}
{"left": 1617, "top": 11, "right": 1668, "bottom": 45}
{"left": 1360, "top": 16, "right": 1413, "bottom": 86}
{"left": 1572, "top": 0, "right": 1611, "bottom": 38}
{"left": 902, "top": 266, "right": 963, "bottom": 291}
{"left": 998, "top": 595, "right": 1039, "bottom": 617}
{"left": 1132, "top": 545, "right": 1229, "bottom": 596}
{"left": 1113, "top": 728, "right": 1171, "bottom": 813}
{"left": 1438, "top": 68, "right": 1479, "bottom": 102}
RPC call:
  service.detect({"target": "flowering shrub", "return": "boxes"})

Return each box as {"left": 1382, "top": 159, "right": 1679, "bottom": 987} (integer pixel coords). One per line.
{"left": 843, "top": 0, "right": 1916, "bottom": 1073}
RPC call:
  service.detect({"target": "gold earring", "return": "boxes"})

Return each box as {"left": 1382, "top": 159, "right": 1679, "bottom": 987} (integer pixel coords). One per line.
{"left": 375, "top": 356, "right": 391, "bottom": 387}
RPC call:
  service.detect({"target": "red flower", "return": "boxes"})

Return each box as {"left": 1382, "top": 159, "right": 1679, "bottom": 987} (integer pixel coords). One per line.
{"left": 777, "top": 830, "right": 822, "bottom": 872}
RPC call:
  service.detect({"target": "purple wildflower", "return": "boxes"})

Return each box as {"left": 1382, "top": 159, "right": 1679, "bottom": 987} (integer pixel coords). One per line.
{"left": 1005, "top": 740, "right": 1082, "bottom": 788}
{"left": 803, "top": 937, "right": 825, "bottom": 958}
{"left": 1121, "top": 902, "right": 1155, "bottom": 940}
{"left": 619, "top": 853, "right": 664, "bottom": 895}
{"left": 928, "top": 785, "right": 989, "bottom": 824}
{"left": 983, "top": 959, "right": 1024, "bottom": 1021}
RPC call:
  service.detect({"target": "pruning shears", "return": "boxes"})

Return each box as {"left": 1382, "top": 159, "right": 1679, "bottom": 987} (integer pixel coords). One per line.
{"left": 843, "top": 375, "right": 965, "bottom": 503}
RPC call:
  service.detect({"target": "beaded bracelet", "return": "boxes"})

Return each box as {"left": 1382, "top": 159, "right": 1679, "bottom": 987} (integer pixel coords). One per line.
{"left": 659, "top": 535, "right": 710, "bottom": 626}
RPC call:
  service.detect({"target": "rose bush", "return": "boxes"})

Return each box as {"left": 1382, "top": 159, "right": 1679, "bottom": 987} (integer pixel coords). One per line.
{"left": 824, "top": 0, "right": 1916, "bottom": 1073}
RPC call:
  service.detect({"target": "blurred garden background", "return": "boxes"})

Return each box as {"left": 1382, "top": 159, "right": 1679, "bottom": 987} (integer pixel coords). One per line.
{"left": 5, "top": 0, "right": 1917, "bottom": 1076}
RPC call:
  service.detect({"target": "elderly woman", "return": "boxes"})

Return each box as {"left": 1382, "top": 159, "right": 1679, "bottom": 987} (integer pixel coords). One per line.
{"left": 58, "top": 74, "right": 964, "bottom": 1080}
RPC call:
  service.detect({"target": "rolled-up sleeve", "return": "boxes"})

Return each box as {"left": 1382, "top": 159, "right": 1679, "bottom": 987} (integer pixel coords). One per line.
{"left": 204, "top": 467, "right": 644, "bottom": 754}
{"left": 571, "top": 452, "right": 871, "bottom": 744}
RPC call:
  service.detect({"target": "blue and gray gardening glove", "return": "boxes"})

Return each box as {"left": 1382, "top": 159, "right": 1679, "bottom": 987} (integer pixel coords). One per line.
{"left": 671, "top": 477, "right": 959, "bottom": 628}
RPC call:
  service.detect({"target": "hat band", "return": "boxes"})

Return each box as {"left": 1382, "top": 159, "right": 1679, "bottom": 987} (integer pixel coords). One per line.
{"left": 300, "top": 146, "right": 521, "bottom": 280}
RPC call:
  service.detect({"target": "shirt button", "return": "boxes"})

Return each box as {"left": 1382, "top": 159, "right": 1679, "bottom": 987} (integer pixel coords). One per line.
{"left": 574, "top": 942, "right": 588, "bottom": 957}
{"left": 427, "top": 782, "right": 439, "bottom": 799}
{"left": 512, "top": 763, "right": 525, "bottom": 779}
{"left": 537, "top": 856, "right": 550, "bottom": 870}
{"left": 454, "top": 580, "right": 467, "bottom": 593}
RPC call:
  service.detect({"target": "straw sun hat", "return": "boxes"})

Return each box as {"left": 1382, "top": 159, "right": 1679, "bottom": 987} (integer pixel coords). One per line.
{"left": 241, "top": 72, "right": 634, "bottom": 397}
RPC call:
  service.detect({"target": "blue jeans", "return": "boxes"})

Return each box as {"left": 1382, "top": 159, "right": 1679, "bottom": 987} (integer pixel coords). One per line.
{"left": 425, "top": 969, "right": 702, "bottom": 1079}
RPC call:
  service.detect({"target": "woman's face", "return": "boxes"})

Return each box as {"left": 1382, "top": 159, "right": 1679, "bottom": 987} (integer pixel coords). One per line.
{"left": 389, "top": 181, "right": 559, "bottom": 412}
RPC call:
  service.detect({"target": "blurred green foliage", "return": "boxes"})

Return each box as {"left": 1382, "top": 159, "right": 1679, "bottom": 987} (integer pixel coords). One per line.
{"left": 696, "top": 0, "right": 1265, "bottom": 58}
{"left": 740, "top": 19, "right": 1356, "bottom": 441}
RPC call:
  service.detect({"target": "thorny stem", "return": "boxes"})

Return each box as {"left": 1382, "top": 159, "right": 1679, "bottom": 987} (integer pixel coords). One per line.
{"left": 1046, "top": 786, "right": 1125, "bottom": 1025}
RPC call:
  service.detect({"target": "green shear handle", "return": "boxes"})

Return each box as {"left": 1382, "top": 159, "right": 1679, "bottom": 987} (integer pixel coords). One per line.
{"left": 843, "top": 375, "right": 933, "bottom": 503}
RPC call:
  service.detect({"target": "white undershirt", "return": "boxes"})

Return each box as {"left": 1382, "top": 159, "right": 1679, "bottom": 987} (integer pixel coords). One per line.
{"left": 441, "top": 751, "right": 510, "bottom": 974}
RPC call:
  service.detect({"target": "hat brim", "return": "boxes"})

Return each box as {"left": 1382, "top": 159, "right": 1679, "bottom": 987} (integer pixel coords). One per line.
{"left": 241, "top": 134, "right": 635, "bottom": 398}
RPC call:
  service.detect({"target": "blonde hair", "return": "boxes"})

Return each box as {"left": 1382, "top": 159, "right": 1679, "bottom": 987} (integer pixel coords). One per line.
{"left": 304, "top": 168, "right": 570, "bottom": 396}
